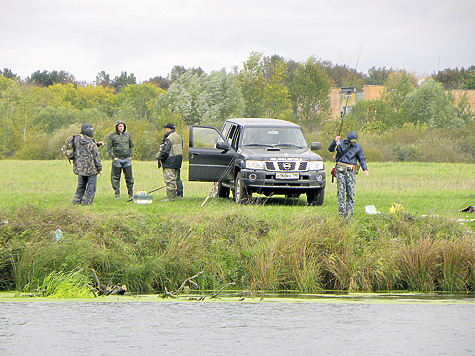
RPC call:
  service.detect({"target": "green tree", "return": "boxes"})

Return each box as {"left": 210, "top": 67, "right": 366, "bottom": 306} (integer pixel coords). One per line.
{"left": 111, "top": 72, "right": 137, "bottom": 92}
{"left": 146, "top": 76, "right": 171, "bottom": 90}
{"left": 432, "top": 68, "right": 463, "bottom": 89}
{"left": 196, "top": 69, "right": 244, "bottom": 125}
{"left": 156, "top": 70, "right": 202, "bottom": 125}
{"left": 28, "top": 70, "right": 75, "bottom": 87}
{"left": 447, "top": 91, "right": 474, "bottom": 125}
{"left": 237, "top": 52, "right": 267, "bottom": 117}
{"left": 157, "top": 69, "right": 243, "bottom": 125}
{"left": 95, "top": 71, "right": 112, "bottom": 88}
{"left": 117, "top": 83, "right": 164, "bottom": 121}
{"left": 263, "top": 59, "right": 292, "bottom": 120}
{"left": 345, "top": 99, "right": 392, "bottom": 133}
{"left": 401, "top": 79, "right": 461, "bottom": 128}
{"left": 366, "top": 66, "right": 394, "bottom": 85}
{"left": 461, "top": 66, "right": 475, "bottom": 89}
{"left": 0, "top": 78, "right": 37, "bottom": 157}
{"left": 291, "top": 57, "right": 331, "bottom": 130}
{"left": 34, "top": 106, "right": 80, "bottom": 133}
{"left": 1, "top": 68, "right": 19, "bottom": 80}
{"left": 321, "top": 61, "right": 365, "bottom": 88}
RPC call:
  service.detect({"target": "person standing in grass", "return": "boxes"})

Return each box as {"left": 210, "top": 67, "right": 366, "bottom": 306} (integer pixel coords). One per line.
{"left": 72, "top": 128, "right": 102, "bottom": 205}
{"left": 156, "top": 123, "right": 183, "bottom": 201}
{"left": 328, "top": 131, "right": 369, "bottom": 218}
{"left": 107, "top": 120, "right": 135, "bottom": 199}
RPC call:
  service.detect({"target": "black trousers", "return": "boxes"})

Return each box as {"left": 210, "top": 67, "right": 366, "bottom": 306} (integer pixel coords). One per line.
{"left": 177, "top": 168, "right": 183, "bottom": 197}
{"left": 73, "top": 174, "right": 97, "bottom": 205}
{"left": 111, "top": 163, "right": 134, "bottom": 197}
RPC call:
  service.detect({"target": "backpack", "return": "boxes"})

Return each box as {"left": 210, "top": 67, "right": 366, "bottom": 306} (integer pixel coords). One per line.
{"left": 61, "top": 134, "right": 81, "bottom": 163}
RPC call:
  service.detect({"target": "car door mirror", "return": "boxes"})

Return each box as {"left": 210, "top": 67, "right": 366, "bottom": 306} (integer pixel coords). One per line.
{"left": 310, "top": 142, "right": 321, "bottom": 150}
{"left": 216, "top": 141, "right": 231, "bottom": 151}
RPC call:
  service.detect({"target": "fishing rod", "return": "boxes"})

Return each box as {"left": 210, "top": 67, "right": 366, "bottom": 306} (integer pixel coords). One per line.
{"left": 338, "top": 44, "right": 364, "bottom": 137}
{"left": 200, "top": 119, "right": 269, "bottom": 207}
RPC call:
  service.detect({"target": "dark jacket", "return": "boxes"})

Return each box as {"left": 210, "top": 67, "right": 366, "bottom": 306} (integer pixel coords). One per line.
{"left": 73, "top": 135, "right": 102, "bottom": 176}
{"left": 328, "top": 131, "right": 368, "bottom": 171}
{"left": 107, "top": 120, "right": 134, "bottom": 159}
{"left": 157, "top": 130, "right": 183, "bottom": 169}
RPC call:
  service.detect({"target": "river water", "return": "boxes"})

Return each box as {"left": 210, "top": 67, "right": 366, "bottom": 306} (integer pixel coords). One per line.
{"left": 1, "top": 298, "right": 474, "bottom": 355}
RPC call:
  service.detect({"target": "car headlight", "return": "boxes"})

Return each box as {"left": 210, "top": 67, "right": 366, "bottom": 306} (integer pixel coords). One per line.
{"left": 308, "top": 161, "right": 324, "bottom": 170}
{"left": 245, "top": 160, "right": 265, "bottom": 170}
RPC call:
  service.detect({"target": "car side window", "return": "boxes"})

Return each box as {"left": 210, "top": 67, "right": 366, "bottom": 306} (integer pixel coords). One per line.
{"left": 192, "top": 127, "right": 224, "bottom": 148}
{"left": 221, "top": 123, "right": 231, "bottom": 139}
{"left": 231, "top": 126, "right": 241, "bottom": 150}
{"left": 227, "top": 125, "right": 237, "bottom": 144}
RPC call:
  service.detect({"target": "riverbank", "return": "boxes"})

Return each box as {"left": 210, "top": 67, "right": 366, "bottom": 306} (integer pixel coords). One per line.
{"left": 0, "top": 161, "right": 474, "bottom": 294}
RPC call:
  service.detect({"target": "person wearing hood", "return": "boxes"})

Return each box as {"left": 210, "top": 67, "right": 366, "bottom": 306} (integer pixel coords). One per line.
{"left": 74, "top": 123, "right": 104, "bottom": 149}
{"left": 106, "top": 120, "right": 135, "bottom": 199}
{"left": 328, "top": 131, "right": 369, "bottom": 218}
{"left": 72, "top": 127, "right": 102, "bottom": 205}
{"left": 156, "top": 123, "right": 183, "bottom": 201}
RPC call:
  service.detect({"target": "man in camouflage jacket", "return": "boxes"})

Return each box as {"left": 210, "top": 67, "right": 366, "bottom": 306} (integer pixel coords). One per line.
{"left": 73, "top": 127, "right": 102, "bottom": 205}
{"left": 328, "top": 131, "right": 369, "bottom": 218}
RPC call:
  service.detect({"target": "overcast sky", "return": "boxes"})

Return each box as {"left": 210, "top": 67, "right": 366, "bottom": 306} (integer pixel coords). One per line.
{"left": 2, "top": 0, "right": 474, "bottom": 83}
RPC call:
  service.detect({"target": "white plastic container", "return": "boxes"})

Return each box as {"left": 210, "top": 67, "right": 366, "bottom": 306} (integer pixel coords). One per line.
{"left": 133, "top": 191, "right": 153, "bottom": 204}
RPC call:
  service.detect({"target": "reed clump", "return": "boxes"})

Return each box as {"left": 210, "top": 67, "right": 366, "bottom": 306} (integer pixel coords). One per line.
{"left": 0, "top": 205, "right": 473, "bottom": 294}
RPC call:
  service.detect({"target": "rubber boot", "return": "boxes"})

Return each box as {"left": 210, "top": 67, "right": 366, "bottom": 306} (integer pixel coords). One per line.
{"left": 161, "top": 189, "right": 176, "bottom": 202}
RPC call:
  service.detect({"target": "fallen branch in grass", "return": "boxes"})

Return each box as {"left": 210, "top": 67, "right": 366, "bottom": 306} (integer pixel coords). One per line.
{"left": 90, "top": 269, "right": 127, "bottom": 296}
{"left": 210, "top": 282, "right": 236, "bottom": 299}
{"left": 177, "top": 271, "right": 203, "bottom": 293}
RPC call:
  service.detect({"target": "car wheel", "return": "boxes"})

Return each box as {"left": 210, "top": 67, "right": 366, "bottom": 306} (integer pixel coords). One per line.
{"left": 234, "top": 171, "right": 251, "bottom": 204}
{"left": 215, "top": 182, "right": 230, "bottom": 198}
{"left": 307, "top": 188, "right": 325, "bottom": 206}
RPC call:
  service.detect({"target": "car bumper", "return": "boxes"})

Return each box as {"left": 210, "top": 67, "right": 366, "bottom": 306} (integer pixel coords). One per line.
{"left": 239, "top": 169, "right": 326, "bottom": 194}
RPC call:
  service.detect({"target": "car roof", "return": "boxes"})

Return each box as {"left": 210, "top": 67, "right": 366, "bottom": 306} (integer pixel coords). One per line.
{"left": 225, "top": 118, "right": 301, "bottom": 128}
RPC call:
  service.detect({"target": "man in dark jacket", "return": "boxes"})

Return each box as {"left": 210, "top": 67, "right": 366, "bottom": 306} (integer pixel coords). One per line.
{"left": 107, "top": 120, "right": 134, "bottom": 199}
{"left": 156, "top": 123, "right": 183, "bottom": 202}
{"left": 72, "top": 128, "right": 102, "bottom": 205}
{"left": 328, "top": 131, "right": 369, "bottom": 218}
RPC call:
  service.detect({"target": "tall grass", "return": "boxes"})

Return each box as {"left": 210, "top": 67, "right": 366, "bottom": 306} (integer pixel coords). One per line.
{"left": 0, "top": 160, "right": 474, "bottom": 294}
{"left": 32, "top": 270, "right": 93, "bottom": 298}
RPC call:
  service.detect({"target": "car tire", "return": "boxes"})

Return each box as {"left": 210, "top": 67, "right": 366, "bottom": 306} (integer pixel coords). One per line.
{"left": 234, "top": 171, "right": 251, "bottom": 204}
{"left": 307, "top": 188, "right": 325, "bottom": 206}
{"left": 216, "top": 182, "right": 230, "bottom": 198}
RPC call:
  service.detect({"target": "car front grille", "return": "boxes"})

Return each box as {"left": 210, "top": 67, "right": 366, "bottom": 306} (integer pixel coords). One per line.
{"left": 265, "top": 161, "right": 309, "bottom": 171}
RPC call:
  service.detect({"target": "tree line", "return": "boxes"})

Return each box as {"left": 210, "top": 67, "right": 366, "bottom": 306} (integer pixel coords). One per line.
{"left": 0, "top": 52, "right": 473, "bottom": 161}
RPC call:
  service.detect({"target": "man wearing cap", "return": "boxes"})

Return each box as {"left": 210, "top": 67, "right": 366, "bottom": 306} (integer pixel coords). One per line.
{"left": 156, "top": 123, "right": 183, "bottom": 201}
{"left": 72, "top": 127, "right": 102, "bottom": 205}
{"left": 107, "top": 120, "right": 135, "bottom": 199}
{"left": 328, "top": 131, "right": 369, "bottom": 218}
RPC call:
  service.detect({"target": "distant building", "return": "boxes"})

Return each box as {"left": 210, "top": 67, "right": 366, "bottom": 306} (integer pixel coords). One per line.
{"left": 329, "top": 85, "right": 475, "bottom": 119}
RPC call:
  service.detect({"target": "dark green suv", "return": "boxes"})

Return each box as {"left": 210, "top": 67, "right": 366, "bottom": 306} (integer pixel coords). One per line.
{"left": 188, "top": 118, "right": 326, "bottom": 205}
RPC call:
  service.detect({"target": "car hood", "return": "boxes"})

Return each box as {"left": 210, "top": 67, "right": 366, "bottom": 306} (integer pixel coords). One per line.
{"left": 240, "top": 146, "right": 322, "bottom": 161}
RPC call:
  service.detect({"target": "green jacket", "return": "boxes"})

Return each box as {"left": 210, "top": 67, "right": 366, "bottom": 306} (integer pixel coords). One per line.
{"left": 107, "top": 120, "right": 134, "bottom": 159}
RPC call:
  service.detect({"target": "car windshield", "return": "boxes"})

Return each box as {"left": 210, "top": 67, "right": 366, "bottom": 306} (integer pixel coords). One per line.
{"left": 241, "top": 127, "right": 308, "bottom": 148}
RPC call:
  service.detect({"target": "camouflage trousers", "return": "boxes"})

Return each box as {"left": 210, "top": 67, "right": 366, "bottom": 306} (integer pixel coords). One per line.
{"left": 336, "top": 169, "right": 356, "bottom": 217}
{"left": 163, "top": 168, "right": 179, "bottom": 193}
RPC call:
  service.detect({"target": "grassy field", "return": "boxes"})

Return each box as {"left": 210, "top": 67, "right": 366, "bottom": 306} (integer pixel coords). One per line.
{"left": 0, "top": 160, "right": 473, "bottom": 220}
{"left": 0, "top": 160, "right": 474, "bottom": 295}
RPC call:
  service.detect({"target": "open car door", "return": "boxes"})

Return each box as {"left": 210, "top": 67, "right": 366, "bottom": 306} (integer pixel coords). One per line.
{"left": 188, "top": 125, "right": 236, "bottom": 182}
